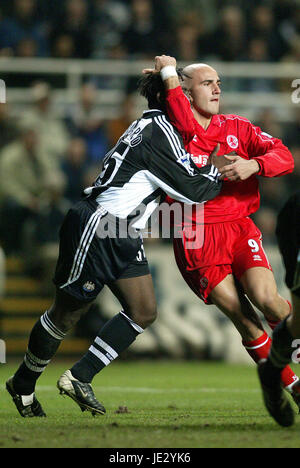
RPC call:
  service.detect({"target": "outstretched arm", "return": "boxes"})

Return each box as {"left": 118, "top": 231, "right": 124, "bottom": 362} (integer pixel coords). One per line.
{"left": 147, "top": 113, "right": 222, "bottom": 204}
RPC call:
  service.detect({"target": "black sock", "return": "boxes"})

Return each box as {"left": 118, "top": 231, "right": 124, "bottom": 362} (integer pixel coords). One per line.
{"left": 268, "top": 317, "right": 295, "bottom": 370}
{"left": 71, "top": 311, "right": 143, "bottom": 383}
{"left": 13, "top": 311, "right": 65, "bottom": 395}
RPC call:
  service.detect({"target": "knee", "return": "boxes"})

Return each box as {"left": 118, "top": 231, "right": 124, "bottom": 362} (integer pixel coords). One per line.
{"left": 251, "top": 287, "right": 281, "bottom": 315}
{"left": 48, "top": 304, "right": 89, "bottom": 333}
{"left": 128, "top": 303, "right": 158, "bottom": 329}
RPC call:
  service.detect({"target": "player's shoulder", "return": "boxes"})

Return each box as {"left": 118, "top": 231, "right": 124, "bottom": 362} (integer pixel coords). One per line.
{"left": 218, "top": 113, "right": 252, "bottom": 128}
{"left": 147, "top": 110, "right": 182, "bottom": 137}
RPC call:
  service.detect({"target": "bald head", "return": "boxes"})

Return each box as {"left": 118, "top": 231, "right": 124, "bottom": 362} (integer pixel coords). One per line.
{"left": 179, "top": 63, "right": 221, "bottom": 119}
{"left": 181, "top": 63, "right": 217, "bottom": 84}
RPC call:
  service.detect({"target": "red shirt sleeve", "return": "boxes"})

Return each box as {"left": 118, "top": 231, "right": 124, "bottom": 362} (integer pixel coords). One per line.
{"left": 243, "top": 123, "right": 294, "bottom": 178}
{"left": 166, "top": 87, "right": 196, "bottom": 145}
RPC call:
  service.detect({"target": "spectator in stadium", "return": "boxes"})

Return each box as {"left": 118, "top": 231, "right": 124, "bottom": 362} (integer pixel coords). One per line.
{"left": 65, "top": 82, "right": 109, "bottom": 165}
{"left": 287, "top": 146, "right": 300, "bottom": 193}
{"left": 49, "top": 0, "right": 92, "bottom": 59}
{"left": 249, "top": 4, "right": 289, "bottom": 61}
{"left": 242, "top": 39, "right": 277, "bottom": 92}
{"left": 143, "top": 55, "right": 300, "bottom": 407}
{"left": 254, "top": 108, "right": 283, "bottom": 141}
{"left": 61, "top": 137, "right": 90, "bottom": 204}
{"left": 21, "top": 81, "right": 70, "bottom": 168}
{"left": 0, "top": 124, "right": 57, "bottom": 253}
{"left": 15, "top": 37, "right": 38, "bottom": 57}
{"left": 51, "top": 33, "right": 75, "bottom": 59}
{"left": 0, "top": 0, "right": 49, "bottom": 57}
{"left": 0, "top": 103, "right": 20, "bottom": 151}
{"left": 173, "top": 13, "right": 208, "bottom": 63}
{"left": 29, "top": 171, "right": 70, "bottom": 294}
{"left": 283, "top": 108, "right": 300, "bottom": 148}
{"left": 258, "top": 191, "right": 300, "bottom": 427}
{"left": 207, "top": 5, "right": 248, "bottom": 61}
{"left": 122, "top": 0, "right": 169, "bottom": 59}
{"left": 90, "top": 0, "right": 130, "bottom": 59}
{"left": 106, "top": 93, "right": 137, "bottom": 146}
{"left": 277, "top": 2, "right": 300, "bottom": 46}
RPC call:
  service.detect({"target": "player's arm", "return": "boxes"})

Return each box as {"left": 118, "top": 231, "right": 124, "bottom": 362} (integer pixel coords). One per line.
{"left": 220, "top": 123, "right": 294, "bottom": 181}
{"left": 146, "top": 115, "right": 222, "bottom": 204}
{"left": 248, "top": 125, "right": 294, "bottom": 178}
{"left": 143, "top": 55, "right": 196, "bottom": 144}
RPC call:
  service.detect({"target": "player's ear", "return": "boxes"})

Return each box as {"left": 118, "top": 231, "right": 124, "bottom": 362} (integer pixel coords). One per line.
{"left": 186, "top": 90, "right": 193, "bottom": 104}
{"left": 182, "top": 87, "right": 192, "bottom": 103}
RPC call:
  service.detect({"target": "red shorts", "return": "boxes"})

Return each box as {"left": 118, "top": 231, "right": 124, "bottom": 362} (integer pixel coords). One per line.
{"left": 173, "top": 217, "right": 272, "bottom": 304}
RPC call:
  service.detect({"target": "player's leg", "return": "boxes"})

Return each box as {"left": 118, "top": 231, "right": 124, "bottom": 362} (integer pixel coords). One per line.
{"left": 6, "top": 288, "right": 89, "bottom": 417}
{"left": 69, "top": 273, "right": 157, "bottom": 384}
{"left": 239, "top": 267, "right": 299, "bottom": 389}
{"left": 57, "top": 273, "right": 157, "bottom": 415}
{"left": 286, "top": 292, "right": 300, "bottom": 336}
{"left": 232, "top": 219, "right": 300, "bottom": 398}
{"left": 173, "top": 231, "right": 272, "bottom": 363}
{"left": 257, "top": 309, "right": 298, "bottom": 427}
{"left": 233, "top": 218, "right": 290, "bottom": 327}
{"left": 208, "top": 274, "right": 264, "bottom": 342}
{"left": 240, "top": 267, "right": 290, "bottom": 324}
{"left": 208, "top": 274, "right": 283, "bottom": 365}
{"left": 258, "top": 291, "right": 300, "bottom": 424}
{"left": 6, "top": 200, "right": 106, "bottom": 417}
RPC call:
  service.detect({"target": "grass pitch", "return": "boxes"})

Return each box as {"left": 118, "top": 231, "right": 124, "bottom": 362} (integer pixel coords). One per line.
{"left": 1, "top": 360, "right": 300, "bottom": 448}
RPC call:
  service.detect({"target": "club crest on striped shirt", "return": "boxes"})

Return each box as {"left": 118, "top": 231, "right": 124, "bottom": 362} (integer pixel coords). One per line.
{"left": 83, "top": 281, "right": 96, "bottom": 292}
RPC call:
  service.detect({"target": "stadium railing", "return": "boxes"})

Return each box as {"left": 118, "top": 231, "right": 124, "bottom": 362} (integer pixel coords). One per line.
{"left": 0, "top": 58, "right": 299, "bottom": 121}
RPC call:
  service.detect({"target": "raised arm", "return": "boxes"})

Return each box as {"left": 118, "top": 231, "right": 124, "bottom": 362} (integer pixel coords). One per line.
{"left": 143, "top": 55, "right": 196, "bottom": 144}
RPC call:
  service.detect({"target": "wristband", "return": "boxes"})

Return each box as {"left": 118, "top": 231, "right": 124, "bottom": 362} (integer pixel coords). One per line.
{"left": 160, "top": 65, "right": 177, "bottom": 81}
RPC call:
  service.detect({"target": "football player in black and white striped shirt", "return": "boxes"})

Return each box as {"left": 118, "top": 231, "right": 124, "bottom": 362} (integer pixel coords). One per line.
{"left": 258, "top": 192, "right": 300, "bottom": 427}
{"left": 6, "top": 71, "right": 224, "bottom": 418}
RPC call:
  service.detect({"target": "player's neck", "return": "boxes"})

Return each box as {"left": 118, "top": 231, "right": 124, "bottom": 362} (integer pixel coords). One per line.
{"left": 192, "top": 109, "right": 213, "bottom": 131}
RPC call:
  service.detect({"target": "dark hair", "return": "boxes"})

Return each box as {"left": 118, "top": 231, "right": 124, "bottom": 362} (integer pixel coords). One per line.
{"left": 138, "top": 73, "right": 167, "bottom": 111}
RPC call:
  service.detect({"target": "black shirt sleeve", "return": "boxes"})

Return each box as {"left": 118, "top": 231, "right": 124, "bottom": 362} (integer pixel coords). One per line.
{"left": 146, "top": 113, "right": 222, "bottom": 204}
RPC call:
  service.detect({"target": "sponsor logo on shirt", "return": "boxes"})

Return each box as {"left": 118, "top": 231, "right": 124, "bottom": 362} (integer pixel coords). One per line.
{"left": 227, "top": 135, "right": 239, "bottom": 149}
{"left": 191, "top": 154, "right": 209, "bottom": 167}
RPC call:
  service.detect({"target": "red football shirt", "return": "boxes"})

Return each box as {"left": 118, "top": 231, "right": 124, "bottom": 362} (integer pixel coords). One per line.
{"left": 165, "top": 86, "right": 294, "bottom": 224}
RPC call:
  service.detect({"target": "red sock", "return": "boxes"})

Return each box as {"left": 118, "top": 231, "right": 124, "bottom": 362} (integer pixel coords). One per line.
{"left": 243, "top": 331, "right": 299, "bottom": 390}
{"left": 267, "top": 300, "right": 292, "bottom": 331}
{"left": 267, "top": 319, "right": 280, "bottom": 331}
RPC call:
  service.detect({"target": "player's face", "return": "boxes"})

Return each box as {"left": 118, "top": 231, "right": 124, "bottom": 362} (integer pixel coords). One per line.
{"left": 185, "top": 67, "right": 221, "bottom": 118}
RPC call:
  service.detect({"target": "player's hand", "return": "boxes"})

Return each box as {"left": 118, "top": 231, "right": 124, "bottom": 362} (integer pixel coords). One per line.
{"left": 219, "top": 155, "right": 260, "bottom": 181}
{"left": 142, "top": 55, "right": 177, "bottom": 75}
{"left": 207, "top": 144, "right": 235, "bottom": 171}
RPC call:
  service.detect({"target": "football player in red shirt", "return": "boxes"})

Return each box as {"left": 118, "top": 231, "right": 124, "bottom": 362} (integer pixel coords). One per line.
{"left": 143, "top": 55, "right": 300, "bottom": 406}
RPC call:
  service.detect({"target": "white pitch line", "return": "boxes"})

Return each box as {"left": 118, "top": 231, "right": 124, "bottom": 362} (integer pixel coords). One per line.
{"left": 1, "top": 385, "right": 260, "bottom": 394}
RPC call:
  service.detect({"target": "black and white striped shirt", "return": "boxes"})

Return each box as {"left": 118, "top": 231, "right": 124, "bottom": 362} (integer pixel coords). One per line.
{"left": 85, "top": 109, "right": 221, "bottom": 229}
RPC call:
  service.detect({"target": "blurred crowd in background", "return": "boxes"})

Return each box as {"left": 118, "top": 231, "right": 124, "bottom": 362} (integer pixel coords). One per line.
{"left": 0, "top": 0, "right": 298, "bottom": 287}
{"left": 0, "top": 0, "right": 299, "bottom": 63}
